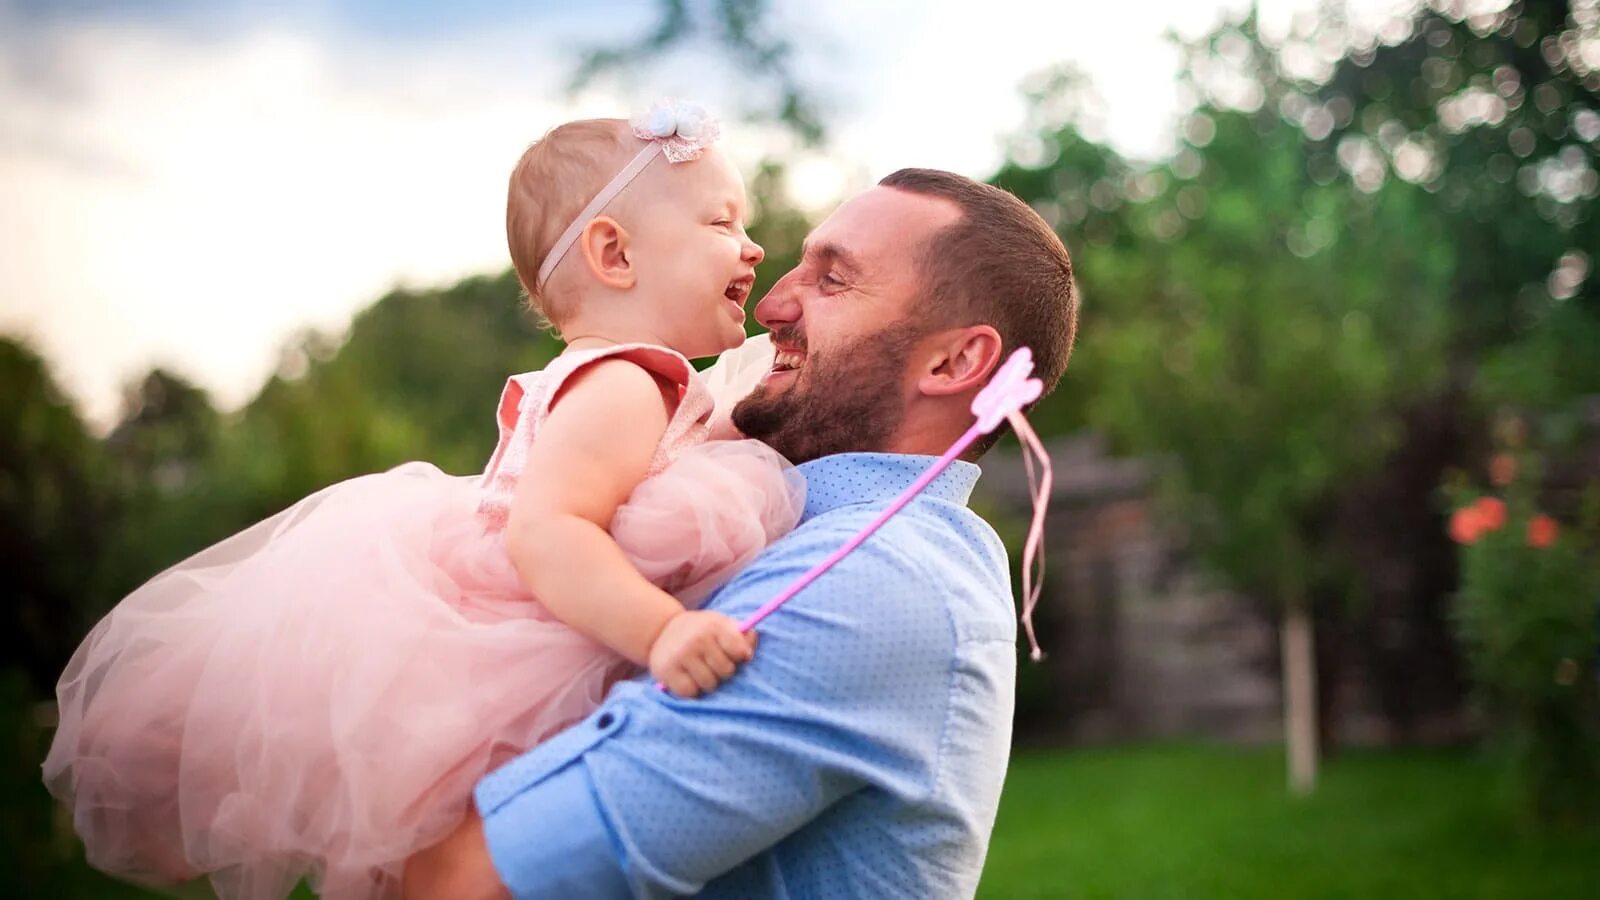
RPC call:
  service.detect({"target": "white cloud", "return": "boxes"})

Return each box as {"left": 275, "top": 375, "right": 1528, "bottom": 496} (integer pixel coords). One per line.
{"left": 1, "top": 22, "right": 594, "bottom": 425}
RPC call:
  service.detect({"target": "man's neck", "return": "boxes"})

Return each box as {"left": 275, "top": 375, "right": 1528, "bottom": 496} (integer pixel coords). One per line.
{"left": 881, "top": 411, "right": 974, "bottom": 459}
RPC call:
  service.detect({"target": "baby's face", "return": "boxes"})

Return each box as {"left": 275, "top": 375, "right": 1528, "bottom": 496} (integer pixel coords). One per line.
{"left": 624, "top": 146, "right": 764, "bottom": 359}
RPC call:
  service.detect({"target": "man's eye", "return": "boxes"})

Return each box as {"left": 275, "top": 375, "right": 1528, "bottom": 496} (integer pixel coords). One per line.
{"left": 820, "top": 272, "right": 843, "bottom": 288}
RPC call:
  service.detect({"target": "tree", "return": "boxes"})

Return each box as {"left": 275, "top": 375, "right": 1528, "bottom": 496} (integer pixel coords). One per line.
{"left": 993, "top": 1, "right": 1600, "bottom": 792}
{"left": 1307, "top": 0, "right": 1600, "bottom": 407}
{"left": 0, "top": 338, "right": 115, "bottom": 692}
{"left": 568, "top": 0, "right": 827, "bottom": 146}
{"left": 994, "top": 17, "right": 1459, "bottom": 791}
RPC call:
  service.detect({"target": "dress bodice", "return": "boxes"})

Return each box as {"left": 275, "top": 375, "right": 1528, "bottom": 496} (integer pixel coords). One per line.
{"left": 477, "top": 343, "right": 713, "bottom": 529}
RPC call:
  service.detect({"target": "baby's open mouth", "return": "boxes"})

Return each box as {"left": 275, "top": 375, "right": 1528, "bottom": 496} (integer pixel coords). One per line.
{"left": 724, "top": 277, "right": 754, "bottom": 305}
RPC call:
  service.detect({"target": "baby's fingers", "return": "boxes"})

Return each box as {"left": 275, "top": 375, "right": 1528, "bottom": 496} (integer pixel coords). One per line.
{"left": 683, "top": 656, "right": 721, "bottom": 694}
{"left": 715, "top": 627, "right": 756, "bottom": 664}
{"left": 665, "top": 669, "right": 702, "bottom": 698}
{"left": 705, "top": 647, "right": 738, "bottom": 680}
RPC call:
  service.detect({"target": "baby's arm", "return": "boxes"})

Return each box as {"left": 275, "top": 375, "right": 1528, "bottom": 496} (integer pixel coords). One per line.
{"left": 504, "top": 359, "right": 754, "bottom": 697}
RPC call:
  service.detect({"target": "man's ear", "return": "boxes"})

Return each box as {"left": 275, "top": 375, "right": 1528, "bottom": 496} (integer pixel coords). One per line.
{"left": 917, "top": 325, "right": 1003, "bottom": 398}
{"left": 577, "top": 216, "right": 635, "bottom": 289}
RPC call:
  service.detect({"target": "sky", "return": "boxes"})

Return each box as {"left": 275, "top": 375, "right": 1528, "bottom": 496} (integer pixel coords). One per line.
{"left": 0, "top": 0, "right": 1411, "bottom": 428}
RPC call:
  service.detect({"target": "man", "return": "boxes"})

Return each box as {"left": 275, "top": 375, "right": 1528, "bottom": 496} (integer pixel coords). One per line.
{"left": 405, "top": 168, "right": 1077, "bottom": 899}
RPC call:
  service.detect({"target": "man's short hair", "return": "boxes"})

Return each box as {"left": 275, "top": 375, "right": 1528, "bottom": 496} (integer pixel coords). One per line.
{"left": 878, "top": 168, "right": 1078, "bottom": 454}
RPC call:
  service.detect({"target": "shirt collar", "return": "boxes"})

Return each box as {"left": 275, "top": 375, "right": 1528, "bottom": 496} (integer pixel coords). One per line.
{"left": 794, "top": 452, "right": 982, "bottom": 522}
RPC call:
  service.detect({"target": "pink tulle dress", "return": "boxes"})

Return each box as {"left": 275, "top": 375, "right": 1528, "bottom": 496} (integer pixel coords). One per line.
{"left": 42, "top": 341, "right": 802, "bottom": 900}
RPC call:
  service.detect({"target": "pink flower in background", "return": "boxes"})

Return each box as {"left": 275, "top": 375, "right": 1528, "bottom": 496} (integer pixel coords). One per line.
{"left": 1449, "top": 497, "right": 1509, "bottom": 546}
{"left": 1450, "top": 505, "right": 1486, "bottom": 545}
{"left": 1527, "top": 514, "right": 1559, "bottom": 549}
{"left": 1474, "top": 497, "right": 1507, "bottom": 532}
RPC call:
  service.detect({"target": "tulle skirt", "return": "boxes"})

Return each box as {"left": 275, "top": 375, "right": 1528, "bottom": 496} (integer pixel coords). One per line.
{"left": 42, "top": 439, "right": 803, "bottom": 900}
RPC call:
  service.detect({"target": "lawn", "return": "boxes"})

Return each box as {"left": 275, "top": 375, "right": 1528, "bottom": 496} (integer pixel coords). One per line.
{"left": 19, "top": 737, "right": 1598, "bottom": 898}
{"left": 980, "top": 743, "right": 1600, "bottom": 899}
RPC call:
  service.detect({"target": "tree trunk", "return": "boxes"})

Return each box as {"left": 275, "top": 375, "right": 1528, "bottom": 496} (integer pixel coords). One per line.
{"left": 1282, "top": 605, "right": 1320, "bottom": 794}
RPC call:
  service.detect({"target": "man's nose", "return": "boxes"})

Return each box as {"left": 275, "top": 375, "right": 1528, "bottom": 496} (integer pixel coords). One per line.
{"left": 753, "top": 271, "right": 799, "bottom": 330}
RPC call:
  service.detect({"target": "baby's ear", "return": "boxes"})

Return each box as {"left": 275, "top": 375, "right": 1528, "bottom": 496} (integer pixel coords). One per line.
{"left": 578, "top": 216, "right": 635, "bottom": 289}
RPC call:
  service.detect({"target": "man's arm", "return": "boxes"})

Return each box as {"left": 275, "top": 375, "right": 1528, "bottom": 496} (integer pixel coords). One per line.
{"left": 406, "top": 521, "right": 957, "bottom": 899}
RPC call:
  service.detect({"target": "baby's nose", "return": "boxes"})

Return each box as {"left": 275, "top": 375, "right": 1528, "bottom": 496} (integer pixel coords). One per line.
{"left": 743, "top": 239, "right": 765, "bottom": 266}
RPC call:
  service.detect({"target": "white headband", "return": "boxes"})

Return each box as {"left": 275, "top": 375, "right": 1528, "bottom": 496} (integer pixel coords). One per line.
{"left": 535, "top": 100, "right": 721, "bottom": 289}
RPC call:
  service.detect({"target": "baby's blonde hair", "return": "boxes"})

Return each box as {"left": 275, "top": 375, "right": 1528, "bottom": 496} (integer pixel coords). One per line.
{"left": 506, "top": 118, "right": 637, "bottom": 331}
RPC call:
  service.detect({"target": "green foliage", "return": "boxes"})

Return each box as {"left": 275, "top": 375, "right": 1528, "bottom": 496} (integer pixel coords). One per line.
{"left": 0, "top": 669, "right": 166, "bottom": 899}
{"left": 992, "top": 3, "right": 1600, "bottom": 628}
{"left": 1477, "top": 300, "right": 1600, "bottom": 442}
{"left": 1312, "top": 1, "right": 1599, "bottom": 352}
{"left": 997, "top": 39, "right": 1455, "bottom": 612}
{"left": 96, "top": 370, "right": 223, "bottom": 608}
{"left": 0, "top": 339, "right": 115, "bottom": 692}
{"left": 986, "top": 4, "right": 1599, "bottom": 795}
{"left": 1447, "top": 445, "right": 1600, "bottom": 824}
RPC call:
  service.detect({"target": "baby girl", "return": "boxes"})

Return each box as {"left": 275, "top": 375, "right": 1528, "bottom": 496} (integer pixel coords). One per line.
{"left": 44, "top": 100, "right": 799, "bottom": 900}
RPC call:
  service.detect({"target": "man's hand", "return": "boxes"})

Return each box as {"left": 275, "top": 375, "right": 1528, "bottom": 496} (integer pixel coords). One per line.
{"left": 648, "top": 610, "right": 757, "bottom": 698}
{"left": 402, "top": 808, "right": 509, "bottom": 900}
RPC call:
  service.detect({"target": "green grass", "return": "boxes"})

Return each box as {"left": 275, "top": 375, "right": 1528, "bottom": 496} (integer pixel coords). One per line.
{"left": 16, "top": 727, "right": 1597, "bottom": 898}
{"left": 979, "top": 743, "right": 1600, "bottom": 899}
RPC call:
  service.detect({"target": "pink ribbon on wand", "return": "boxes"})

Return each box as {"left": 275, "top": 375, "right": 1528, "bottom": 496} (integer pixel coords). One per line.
{"left": 658, "top": 347, "right": 1054, "bottom": 692}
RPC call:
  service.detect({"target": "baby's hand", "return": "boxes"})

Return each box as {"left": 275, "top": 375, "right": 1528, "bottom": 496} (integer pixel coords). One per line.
{"left": 649, "top": 610, "right": 756, "bottom": 698}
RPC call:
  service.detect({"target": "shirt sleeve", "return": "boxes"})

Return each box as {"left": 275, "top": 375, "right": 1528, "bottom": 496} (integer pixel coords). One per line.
{"left": 473, "top": 518, "right": 959, "bottom": 899}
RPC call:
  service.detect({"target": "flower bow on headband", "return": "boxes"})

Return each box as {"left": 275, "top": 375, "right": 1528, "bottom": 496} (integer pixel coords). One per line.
{"left": 630, "top": 99, "right": 721, "bottom": 163}
{"left": 536, "top": 99, "right": 722, "bottom": 288}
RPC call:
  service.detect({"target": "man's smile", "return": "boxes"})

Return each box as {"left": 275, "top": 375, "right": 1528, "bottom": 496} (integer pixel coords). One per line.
{"left": 765, "top": 342, "right": 806, "bottom": 385}
{"left": 772, "top": 348, "right": 805, "bottom": 372}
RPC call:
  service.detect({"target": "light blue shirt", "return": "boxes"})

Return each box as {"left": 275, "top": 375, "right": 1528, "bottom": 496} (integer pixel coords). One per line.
{"left": 474, "top": 452, "right": 1017, "bottom": 899}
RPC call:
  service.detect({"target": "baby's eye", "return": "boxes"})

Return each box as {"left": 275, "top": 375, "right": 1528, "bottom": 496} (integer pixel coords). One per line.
{"left": 712, "top": 218, "right": 734, "bottom": 228}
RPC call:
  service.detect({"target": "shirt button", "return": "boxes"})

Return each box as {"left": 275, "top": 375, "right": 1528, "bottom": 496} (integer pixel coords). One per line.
{"left": 597, "top": 713, "right": 615, "bottom": 729}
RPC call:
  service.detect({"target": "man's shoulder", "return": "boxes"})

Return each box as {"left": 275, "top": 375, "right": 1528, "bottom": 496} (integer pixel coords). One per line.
{"left": 766, "top": 494, "right": 1002, "bottom": 576}
{"left": 806, "top": 480, "right": 1003, "bottom": 542}
{"left": 710, "top": 494, "right": 1015, "bottom": 647}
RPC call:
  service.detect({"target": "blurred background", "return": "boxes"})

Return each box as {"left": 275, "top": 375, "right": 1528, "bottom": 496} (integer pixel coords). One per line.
{"left": 4, "top": 0, "right": 1599, "bottom": 896}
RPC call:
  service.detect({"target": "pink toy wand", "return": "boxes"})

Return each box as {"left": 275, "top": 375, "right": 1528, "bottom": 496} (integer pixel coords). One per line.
{"left": 658, "top": 347, "right": 1054, "bottom": 692}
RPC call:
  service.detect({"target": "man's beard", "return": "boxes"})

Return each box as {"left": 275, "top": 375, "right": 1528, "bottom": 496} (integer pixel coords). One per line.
{"left": 731, "top": 323, "right": 921, "bottom": 465}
